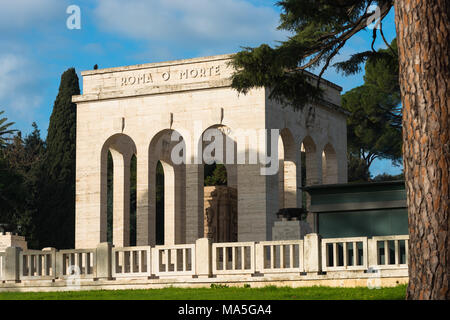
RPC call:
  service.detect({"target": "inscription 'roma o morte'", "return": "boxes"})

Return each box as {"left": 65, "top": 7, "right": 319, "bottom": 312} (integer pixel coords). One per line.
{"left": 120, "top": 64, "right": 222, "bottom": 87}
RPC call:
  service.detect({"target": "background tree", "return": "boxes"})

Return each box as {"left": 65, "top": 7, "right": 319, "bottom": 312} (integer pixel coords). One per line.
{"left": 38, "top": 68, "right": 79, "bottom": 249}
{"left": 0, "top": 110, "right": 16, "bottom": 147}
{"left": 231, "top": 0, "right": 449, "bottom": 299}
{"left": 0, "top": 156, "right": 24, "bottom": 234}
{"left": 343, "top": 39, "right": 402, "bottom": 181}
{"left": 0, "top": 123, "right": 45, "bottom": 248}
{"left": 204, "top": 163, "right": 228, "bottom": 186}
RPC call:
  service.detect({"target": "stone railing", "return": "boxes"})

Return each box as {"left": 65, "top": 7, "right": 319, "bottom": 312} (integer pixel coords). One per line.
{"left": 153, "top": 244, "right": 196, "bottom": 277}
{"left": 256, "top": 240, "right": 304, "bottom": 274}
{"left": 321, "top": 237, "right": 368, "bottom": 272}
{"left": 112, "top": 246, "right": 152, "bottom": 278}
{"left": 0, "top": 234, "right": 409, "bottom": 285}
{"left": 369, "top": 235, "right": 409, "bottom": 270}
{"left": 20, "top": 248, "right": 57, "bottom": 280}
{"left": 58, "top": 248, "right": 97, "bottom": 279}
{"left": 212, "top": 242, "right": 255, "bottom": 275}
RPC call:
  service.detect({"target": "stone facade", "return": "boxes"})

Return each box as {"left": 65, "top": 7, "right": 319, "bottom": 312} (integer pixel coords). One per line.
{"left": 0, "top": 233, "right": 28, "bottom": 252}
{"left": 72, "top": 54, "right": 348, "bottom": 248}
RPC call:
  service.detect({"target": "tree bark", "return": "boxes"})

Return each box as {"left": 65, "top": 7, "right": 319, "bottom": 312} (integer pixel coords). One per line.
{"left": 394, "top": 0, "right": 450, "bottom": 299}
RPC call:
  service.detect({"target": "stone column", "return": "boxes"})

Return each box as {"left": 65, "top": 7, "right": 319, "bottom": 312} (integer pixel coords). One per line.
{"left": 110, "top": 150, "right": 131, "bottom": 247}
{"left": 337, "top": 148, "right": 348, "bottom": 183}
{"left": 161, "top": 161, "right": 176, "bottom": 245}
{"left": 185, "top": 164, "right": 204, "bottom": 244}
{"left": 306, "top": 149, "right": 322, "bottom": 186}
{"left": 136, "top": 152, "right": 154, "bottom": 246}
{"left": 237, "top": 164, "right": 277, "bottom": 242}
{"left": 76, "top": 141, "right": 104, "bottom": 248}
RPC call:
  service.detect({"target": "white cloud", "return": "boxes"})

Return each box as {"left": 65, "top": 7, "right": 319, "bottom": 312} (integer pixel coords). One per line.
{"left": 0, "top": 0, "right": 68, "bottom": 31}
{"left": 0, "top": 54, "right": 43, "bottom": 120}
{"left": 94, "top": 0, "right": 286, "bottom": 52}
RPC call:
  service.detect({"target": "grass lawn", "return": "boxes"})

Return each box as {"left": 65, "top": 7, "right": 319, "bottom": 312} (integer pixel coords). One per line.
{"left": 0, "top": 284, "right": 407, "bottom": 300}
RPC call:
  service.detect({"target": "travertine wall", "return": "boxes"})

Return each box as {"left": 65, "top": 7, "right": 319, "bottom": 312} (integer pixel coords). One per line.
{"left": 0, "top": 233, "right": 28, "bottom": 252}
{"left": 73, "top": 54, "right": 347, "bottom": 248}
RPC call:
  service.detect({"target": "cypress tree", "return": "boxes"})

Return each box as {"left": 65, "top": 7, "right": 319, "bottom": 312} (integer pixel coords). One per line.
{"left": 38, "top": 68, "right": 79, "bottom": 249}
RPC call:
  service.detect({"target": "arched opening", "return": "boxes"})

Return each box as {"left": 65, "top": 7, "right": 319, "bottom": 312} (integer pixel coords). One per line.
{"left": 300, "top": 136, "right": 318, "bottom": 208}
{"left": 107, "top": 151, "right": 113, "bottom": 244}
{"left": 101, "top": 134, "right": 137, "bottom": 247}
{"left": 129, "top": 155, "right": 137, "bottom": 246}
{"left": 201, "top": 125, "right": 237, "bottom": 243}
{"left": 322, "top": 143, "right": 338, "bottom": 184}
{"left": 278, "top": 128, "right": 298, "bottom": 210}
{"left": 155, "top": 161, "right": 165, "bottom": 245}
{"left": 149, "top": 129, "right": 186, "bottom": 245}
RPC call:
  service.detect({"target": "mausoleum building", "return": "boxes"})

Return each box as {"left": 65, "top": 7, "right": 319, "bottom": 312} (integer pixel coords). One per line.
{"left": 72, "top": 54, "right": 348, "bottom": 249}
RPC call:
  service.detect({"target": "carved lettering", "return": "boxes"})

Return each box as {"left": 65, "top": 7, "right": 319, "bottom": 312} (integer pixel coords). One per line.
{"left": 180, "top": 70, "right": 188, "bottom": 79}
{"left": 162, "top": 72, "right": 170, "bottom": 81}
{"left": 190, "top": 69, "right": 198, "bottom": 78}
{"left": 120, "top": 64, "right": 224, "bottom": 87}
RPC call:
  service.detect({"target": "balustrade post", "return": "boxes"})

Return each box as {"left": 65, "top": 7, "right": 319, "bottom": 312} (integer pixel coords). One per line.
{"left": 303, "top": 233, "right": 321, "bottom": 274}
{"left": 96, "top": 242, "right": 112, "bottom": 280}
{"left": 4, "top": 247, "right": 21, "bottom": 283}
{"left": 195, "top": 238, "right": 211, "bottom": 278}
{"left": 368, "top": 238, "right": 378, "bottom": 268}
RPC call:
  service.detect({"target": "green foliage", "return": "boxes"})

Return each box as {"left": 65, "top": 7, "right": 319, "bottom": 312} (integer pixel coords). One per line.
{"left": 343, "top": 39, "right": 402, "bottom": 180}
{"left": 348, "top": 154, "right": 371, "bottom": 182}
{"left": 0, "top": 110, "right": 17, "bottom": 147}
{"left": 0, "top": 156, "right": 25, "bottom": 229}
{"left": 231, "top": 0, "right": 395, "bottom": 109}
{"left": 0, "top": 123, "right": 46, "bottom": 248}
{"left": 0, "top": 285, "right": 407, "bottom": 300}
{"left": 38, "top": 68, "right": 80, "bottom": 249}
{"left": 204, "top": 163, "right": 227, "bottom": 186}
{"left": 372, "top": 172, "right": 404, "bottom": 181}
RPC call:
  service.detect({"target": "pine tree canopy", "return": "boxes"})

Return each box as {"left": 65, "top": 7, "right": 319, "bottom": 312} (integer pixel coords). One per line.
{"left": 343, "top": 38, "right": 402, "bottom": 170}
{"left": 230, "top": 0, "right": 395, "bottom": 108}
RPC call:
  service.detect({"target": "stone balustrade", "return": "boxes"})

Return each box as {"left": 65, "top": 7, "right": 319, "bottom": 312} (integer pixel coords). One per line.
{"left": 212, "top": 242, "right": 255, "bottom": 275}
{"left": 112, "top": 246, "right": 152, "bottom": 278}
{"left": 0, "top": 234, "right": 409, "bottom": 289}
{"left": 256, "top": 240, "right": 304, "bottom": 274}
{"left": 153, "top": 244, "right": 196, "bottom": 277}
{"left": 369, "top": 235, "right": 409, "bottom": 269}
{"left": 58, "top": 248, "right": 96, "bottom": 279}
{"left": 321, "top": 237, "right": 368, "bottom": 272}
{"left": 20, "top": 248, "right": 57, "bottom": 280}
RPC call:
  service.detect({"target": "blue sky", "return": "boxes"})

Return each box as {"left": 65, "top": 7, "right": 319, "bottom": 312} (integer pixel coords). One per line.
{"left": 0, "top": 0, "right": 401, "bottom": 176}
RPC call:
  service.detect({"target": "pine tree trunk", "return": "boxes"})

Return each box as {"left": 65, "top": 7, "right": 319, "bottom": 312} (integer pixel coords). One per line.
{"left": 394, "top": 0, "right": 450, "bottom": 299}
